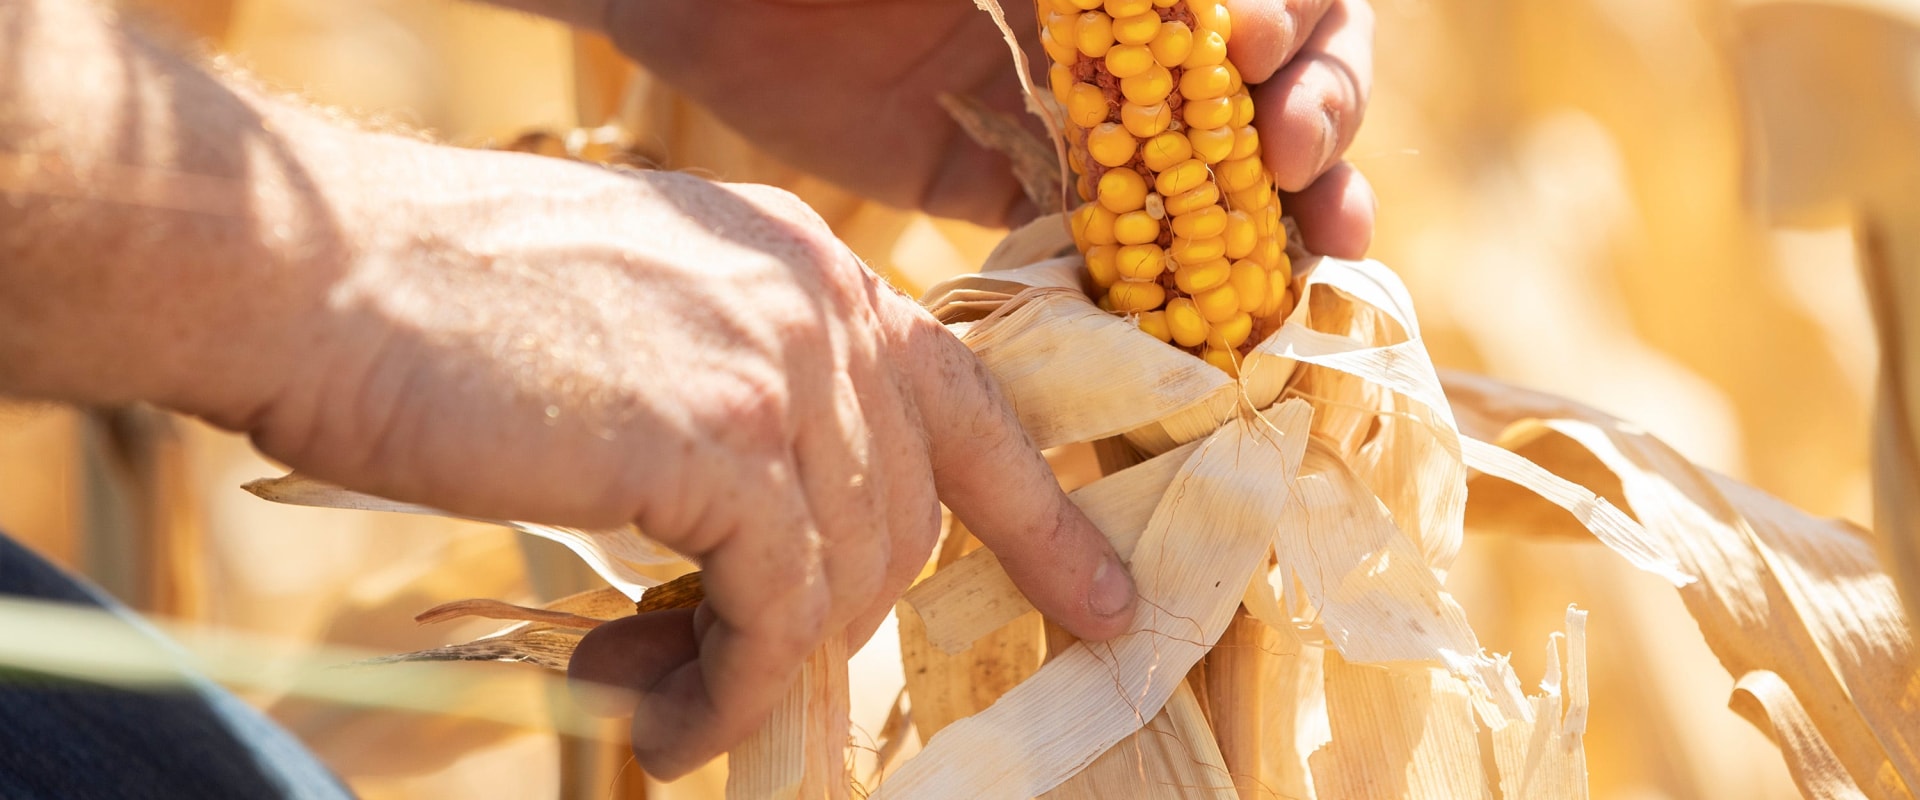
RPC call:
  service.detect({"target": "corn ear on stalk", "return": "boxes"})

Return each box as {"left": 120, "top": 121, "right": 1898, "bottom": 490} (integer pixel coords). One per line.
{"left": 1040, "top": 0, "right": 1296, "bottom": 375}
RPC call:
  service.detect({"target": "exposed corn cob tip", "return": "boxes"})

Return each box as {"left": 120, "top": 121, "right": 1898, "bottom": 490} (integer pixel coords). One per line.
{"left": 1041, "top": 0, "right": 1297, "bottom": 376}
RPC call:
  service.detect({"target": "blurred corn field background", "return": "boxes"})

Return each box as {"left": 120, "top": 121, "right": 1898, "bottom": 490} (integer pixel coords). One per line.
{"left": 0, "top": 0, "right": 1906, "bottom": 797}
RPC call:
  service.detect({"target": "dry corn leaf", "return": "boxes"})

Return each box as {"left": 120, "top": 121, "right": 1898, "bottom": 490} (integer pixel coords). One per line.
{"left": 1445, "top": 373, "right": 1920, "bottom": 798}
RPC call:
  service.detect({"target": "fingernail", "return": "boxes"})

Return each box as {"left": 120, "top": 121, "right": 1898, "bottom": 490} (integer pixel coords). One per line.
{"left": 1089, "top": 554, "right": 1136, "bottom": 619}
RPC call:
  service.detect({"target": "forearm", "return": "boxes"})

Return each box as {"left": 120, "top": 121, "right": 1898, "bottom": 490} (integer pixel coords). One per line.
{"left": 0, "top": 0, "right": 384, "bottom": 422}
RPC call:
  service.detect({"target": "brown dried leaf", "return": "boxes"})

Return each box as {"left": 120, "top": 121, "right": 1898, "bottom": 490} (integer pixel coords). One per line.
{"left": 363, "top": 629, "right": 584, "bottom": 673}
{"left": 638, "top": 569, "right": 704, "bottom": 612}
{"left": 937, "top": 92, "right": 1060, "bottom": 213}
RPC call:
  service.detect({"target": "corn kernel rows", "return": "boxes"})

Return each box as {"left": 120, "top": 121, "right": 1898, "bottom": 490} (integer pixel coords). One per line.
{"left": 1041, "top": 0, "right": 1295, "bottom": 375}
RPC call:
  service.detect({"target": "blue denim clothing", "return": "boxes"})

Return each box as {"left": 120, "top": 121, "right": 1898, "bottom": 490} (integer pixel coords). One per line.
{"left": 0, "top": 533, "right": 356, "bottom": 800}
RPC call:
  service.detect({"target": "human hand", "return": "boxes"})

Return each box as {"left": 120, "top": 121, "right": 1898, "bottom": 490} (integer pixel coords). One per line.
{"left": 232, "top": 140, "right": 1137, "bottom": 778}
{"left": 591, "top": 0, "right": 1374, "bottom": 254}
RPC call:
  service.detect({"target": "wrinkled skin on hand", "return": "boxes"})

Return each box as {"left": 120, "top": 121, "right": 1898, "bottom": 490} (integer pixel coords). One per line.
{"left": 603, "top": 0, "right": 1376, "bottom": 256}
{"left": 244, "top": 149, "right": 1138, "bottom": 779}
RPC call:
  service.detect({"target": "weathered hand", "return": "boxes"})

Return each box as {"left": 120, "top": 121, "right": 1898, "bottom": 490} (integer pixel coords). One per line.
{"left": 595, "top": 0, "right": 1375, "bottom": 253}
{"left": 242, "top": 143, "right": 1137, "bottom": 778}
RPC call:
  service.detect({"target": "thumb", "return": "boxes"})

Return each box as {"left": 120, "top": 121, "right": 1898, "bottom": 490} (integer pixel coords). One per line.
{"left": 907, "top": 325, "right": 1138, "bottom": 641}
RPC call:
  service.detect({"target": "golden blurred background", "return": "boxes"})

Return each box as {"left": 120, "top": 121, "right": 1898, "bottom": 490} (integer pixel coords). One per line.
{"left": 0, "top": 0, "right": 1903, "bottom": 797}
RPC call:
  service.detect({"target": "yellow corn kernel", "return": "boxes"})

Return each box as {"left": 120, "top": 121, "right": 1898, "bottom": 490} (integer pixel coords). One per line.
{"left": 1180, "top": 65, "right": 1234, "bottom": 101}
{"left": 1119, "top": 64, "right": 1173, "bottom": 105}
{"left": 1068, "top": 0, "right": 1104, "bottom": 9}
{"left": 1071, "top": 202, "right": 1118, "bottom": 246}
{"left": 1163, "top": 182, "right": 1221, "bottom": 216}
{"left": 1152, "top": 0, "right": 1178, "bottom": 6}
{"left": 1140, "top": 131, "right": 1192, "bottom": 171}
{"left": 1076, "top": 172, "right": 1095, "bottom": 201}
{"left": 1137, "top": 310, "right": 1172, "bottom": 342}
{"left": 1216, "top": 156, "right": 1264, "bottom": 192}
{"left": 1154, "top": 158, "right": 1210, "bottom": 196}
{"left": 1068, "top": 144, "right": 1089, "bottom": 175}
{"left": 1206, "top": 311, "right": 1253, "bottom": 349}
{"left": 1188, "top": 125, "right": 1235, "bottom": 163}
{"left": 1045, "top": 0, "right": 1082, "bottom": 13}
{"left": 1250, "top": 236, "right": 1283, "bottom": 269}
{"left": 1229, "top": 125, "right": 1260, "bottom": 161}
{"left": 1149, "top": 21, "right": 1193, "bottom": 68}
{"left": 1067, "top": 83, "right": 1109, "bottom": 127}
{"left": 1097, "top": 293, "right": 1115, "bottom": 312}
{"left": 1228, "top": 259, "right": 1267, "bottom": 312}
{"left": 1097, "top": 168, "right": 1149, "bottom": 213}
{"left": 1086, "top": 122, "right": 1137, "bottom": 167}
{"left": 1105, "top": 44, "right": 1154, "bottom": 79}
{"left": 1222, "top": 210, "right": 1257, "bottom": 259}
{"left": 1203, "top": 347, "right": 1240, "bottom": 377}
{"left": 1194, "top": 283, "right": 1241, "bottom": 322}
{"left": 1270, "top": 249, "right": 1293, "bottom": 282}
{"left": 1049, "top": 63, "right": 1075, "bottom": 106}
{"left": 1225, "top": 61, "right": 1244, "bottom": 93}
{"left": 1076, "top": 12, "right": 1115, "bottom": 58}
{"left": 1256, "top": 269, "right": 1291, "bottom": 317}
{"left": 1173, "top": 257, "right": 1232, "bottom": 294}
{"left": 1190, "top": 0, "right": 1231, "bottom": 38}
{"left": 1184, "top": 29, "right": 1227, "bottom": 67}
{"left": 1166, "top": 298, "right": 1210, "bottom": 347}
{"left": 1108, "top": 280, "right": 1166, "bottom": 313}
{"left": 1112, "top": 11, "right": 1161, "bottom": 45}
{"left": 1105, "top": 0, "right": 1152, "bottom": 16}
{"left": 1045, "top": 11, "right": 1078, "bottom": 46}
{"left": 1113, "top": 210, "right": 1160, "bottom": 245}
{"left": 1228, "top": 184, "right": 1273, "bottom": 211}
{"left": 1229, "top": 91, "right": 1255, "bottom": 127}
{"left": 1184, "top": 96, "right": 1234, "bottom": 129}
{"left": 1171, "top": 205, "right": 1227, "bottom": 239}
{"left": 1120, "top": 102, "right": 1172, "bottom": 138}
{"left": 1041, "top": 27, "right": 1079, "bottom": 64}
{"left": 1084, "top": 244, "right": 1121, "bottom": 288}
{"left": 1170, "top": 235, "right": 1226, "bottom": 265}
{"left": 1256, "top": 202, "right": 1282, "bottom": 235}
{"left": 1115, "top": 243, "right": 1166, "bottom": 280}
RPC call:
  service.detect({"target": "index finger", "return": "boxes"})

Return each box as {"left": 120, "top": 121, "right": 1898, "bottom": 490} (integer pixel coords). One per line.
{"left": 905, "top": 321, "right": 1138, "bottom": 642}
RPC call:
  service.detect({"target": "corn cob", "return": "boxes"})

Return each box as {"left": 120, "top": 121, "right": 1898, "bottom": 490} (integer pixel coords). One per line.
{"left": 1041, "top": 0, "right": 1296, "bottom": 376}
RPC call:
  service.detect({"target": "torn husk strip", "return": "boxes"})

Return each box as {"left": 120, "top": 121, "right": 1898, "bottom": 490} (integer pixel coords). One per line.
{"left": 1489, "top": 606, "right": 1590, "bottom": 800}
{"left": 874, "top": 401, "right": 1311, "bottom": 799}
{"left": 1284, "top": 440, "right": 1526, "bottom": 723}
{"left": 242, "top": 473, "right": 673, "bottom": 600}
